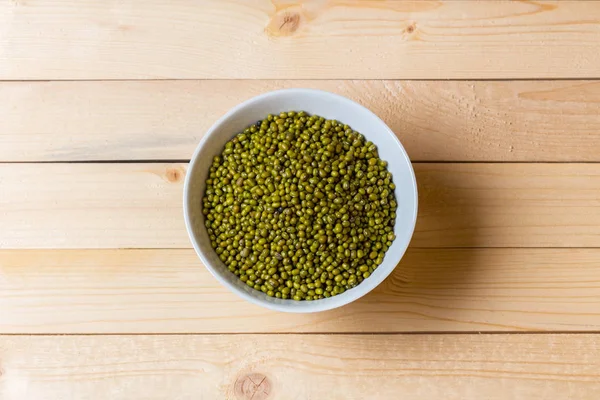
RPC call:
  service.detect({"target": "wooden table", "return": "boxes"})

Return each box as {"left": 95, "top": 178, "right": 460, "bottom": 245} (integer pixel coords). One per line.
{"left": 1, "top": 1, "right": 600, "bottom": 399}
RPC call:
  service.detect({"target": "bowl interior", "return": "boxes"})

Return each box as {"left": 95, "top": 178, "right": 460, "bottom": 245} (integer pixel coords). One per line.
{"left": 184, "top": 89, "right": 417, "bottom": 313}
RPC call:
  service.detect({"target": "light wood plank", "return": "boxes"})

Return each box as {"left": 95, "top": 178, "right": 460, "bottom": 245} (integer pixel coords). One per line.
{"left": 414, "top": 163, "right": 600, "bottom": 248}
{"left": 0, "top": 163, "right": 188, "bottom": 249}
{"left": 2, "top": 248, "right": 600, "bottom": 333}
{"left": 1, "top": 334, "right": 598, "bottom": 400}
{"left": 1, "top": 1, "right": 599, "bottom": 79}
{"left": 2, "top": 163, "right": 600, "bottom": 249}
{"left": 3, "top": 80, "right": 600, "bottom": 162}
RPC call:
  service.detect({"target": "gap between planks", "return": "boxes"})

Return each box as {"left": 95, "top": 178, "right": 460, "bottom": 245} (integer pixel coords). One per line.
{"left": 8, "top": 161, "right": 600, "bottom": 165}
{"left": 2, "top": 331, "right": 600, "bottom": 337}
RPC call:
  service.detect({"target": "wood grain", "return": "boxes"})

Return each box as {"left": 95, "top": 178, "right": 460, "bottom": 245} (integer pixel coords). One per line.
{"left": 2, "top": 163, "right": 600, "bottom": 249}
{"left": 2, "top": 248, "right": 600, "bottom": 333}
{"left": 0, "top": 163, "right": 187, "bottom": 249}
{"left": 414, "top": 163, "right": 600, "bottom": 248}
{"left": 3, "top": 80, "right": 600, "bottom": 162}
{"left": 0, "top": 334, "right": 598, "bottom": 400}
{"left": 1, "top": 1, "right": 599, "bottom": 80}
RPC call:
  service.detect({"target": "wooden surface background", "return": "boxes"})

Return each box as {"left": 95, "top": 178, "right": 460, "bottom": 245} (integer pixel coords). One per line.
{"left": 1, "top": 1, "right": 600, "bottom": 399}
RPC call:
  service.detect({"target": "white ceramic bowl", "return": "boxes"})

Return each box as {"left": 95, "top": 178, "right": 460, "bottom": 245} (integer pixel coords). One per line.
{"left": 184, "top": 89, "right": 418, "bottom": 313}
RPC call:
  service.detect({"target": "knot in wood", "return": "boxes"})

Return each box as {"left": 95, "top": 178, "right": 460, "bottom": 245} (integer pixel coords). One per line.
{"left": 234, "top": 373, "right": 271, "bottom": 400}
{"left": 266, "top": 10, "right": 302, "bottom": 37}
{"left": 165, "top": 166, "right": 183, "bottom": 183}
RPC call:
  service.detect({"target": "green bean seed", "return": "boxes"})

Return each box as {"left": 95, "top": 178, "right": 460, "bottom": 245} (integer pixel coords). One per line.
{"left": 201, "top": 111, "right": 397, "bottom": 300}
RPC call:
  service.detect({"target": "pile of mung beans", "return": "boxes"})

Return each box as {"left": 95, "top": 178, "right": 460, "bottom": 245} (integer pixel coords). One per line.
{"left": 202, "top": 111, "right": 397, "bottom": 301}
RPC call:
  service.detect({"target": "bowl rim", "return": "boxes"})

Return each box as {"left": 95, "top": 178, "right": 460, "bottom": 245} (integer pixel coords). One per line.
{"left": 183, "top": 88, "right": 418, "bottom": 313}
